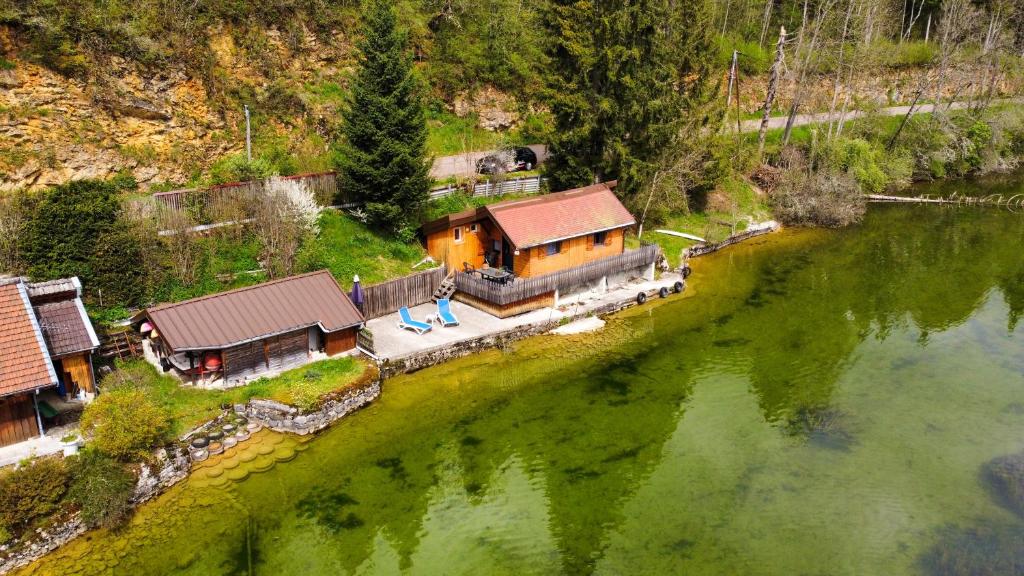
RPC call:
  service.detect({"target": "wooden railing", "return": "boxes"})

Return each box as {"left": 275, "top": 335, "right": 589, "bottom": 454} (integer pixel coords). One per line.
{"left": 429, "top": 175, "right": 545, "bottom": 200}
{"left": 360, "top": 266, "right": 448, "bottom": 319}
{"left": 454, "top": 244, "right": 660, "bottom": 306}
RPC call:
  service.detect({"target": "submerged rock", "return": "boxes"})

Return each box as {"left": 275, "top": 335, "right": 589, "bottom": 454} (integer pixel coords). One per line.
{"left": 920, "top": 523, "right": 1024, "bottom": 576}
{"left": 785, "top": 406, "right": 855, "bottom": 451}
{"left": 982, "top": 451, "right": 1024, "bottom": 519}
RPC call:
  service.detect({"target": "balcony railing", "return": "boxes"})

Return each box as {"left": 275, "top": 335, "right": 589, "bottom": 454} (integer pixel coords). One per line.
{"left": 454, "top": 244, "right": 660, "bottom": 306}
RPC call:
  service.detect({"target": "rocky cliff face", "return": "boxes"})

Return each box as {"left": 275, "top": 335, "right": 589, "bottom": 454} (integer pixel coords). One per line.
{"left": 0, "top": 58, "right": 234, "bottom": 192}
{"left": 0, "top": 22, "right": 356, "bottom": 193}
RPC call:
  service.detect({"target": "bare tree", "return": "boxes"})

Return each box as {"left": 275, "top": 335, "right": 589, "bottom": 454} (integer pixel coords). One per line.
{"left": 932, "top": 0, "right": 979, "bottom": 116}
{"left": 160, "top": 208, "right": 205, "bottom": 287}
{"left": 758, "top": 26, "right": 788, "bottom": 155}
{"left": 0, "top": 194, "right": 27, "bottom": 275}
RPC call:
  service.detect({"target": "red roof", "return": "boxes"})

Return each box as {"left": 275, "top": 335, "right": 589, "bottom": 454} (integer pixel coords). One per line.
{"left": 145, "top": 270, "right": 365, "bottom": 352}
{"left": 484, "top": 183, "right": 635, "bottom": 249}
{"left": 0, "top": 282, "right": 57, "bottom": 397}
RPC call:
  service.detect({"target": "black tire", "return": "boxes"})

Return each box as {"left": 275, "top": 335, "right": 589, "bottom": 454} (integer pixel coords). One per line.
{"left": 673, "top": 281, "right": 684, "bottom": 293}
{"left": 637, "top": 292, "right": 647, "bottom": 305}
{"left": 190, "top": 437, "right": 209, "bottom": 449}
{"left": 659, "top": 287, "right": 669, "bottom": 298}
{"left": 682, "top": 265, "right": 692, "bottom": 279}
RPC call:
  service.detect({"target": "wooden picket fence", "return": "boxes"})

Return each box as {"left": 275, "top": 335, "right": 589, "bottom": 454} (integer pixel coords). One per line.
{"left": 360, "top": 266, "right": 448, "bottom": 319}
{"left": 454, "top": 245, "right": 660, "bottom": 306}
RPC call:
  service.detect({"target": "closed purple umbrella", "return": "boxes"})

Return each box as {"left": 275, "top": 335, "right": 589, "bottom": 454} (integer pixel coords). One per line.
{"left": 350, "top": 274, "right": 364, "bottom": 311}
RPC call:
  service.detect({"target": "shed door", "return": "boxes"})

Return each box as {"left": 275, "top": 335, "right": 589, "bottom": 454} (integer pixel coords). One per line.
{"left": 326, "top": 329, "right": 356, "bottom": 356}
{"left": 0, "top": 393, "right": 38, "bottom": 447}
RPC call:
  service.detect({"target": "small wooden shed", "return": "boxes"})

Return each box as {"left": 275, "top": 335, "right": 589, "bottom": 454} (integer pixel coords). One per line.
{"left": 138, "top": 270, "right": 364, "bottom": 385}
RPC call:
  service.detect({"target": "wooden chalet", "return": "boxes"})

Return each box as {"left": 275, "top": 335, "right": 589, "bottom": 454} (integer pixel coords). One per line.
{"left": 422, "top": 182, "right": 636, "bottom": 279}
{"left": 0, "top": 277, "right": 100, "bottom": 448}
{"left": 422, "top": 182, "right": 660, "bottom": 317}
{"left": 136, "top": 270, "right": 364, "bottom": 386}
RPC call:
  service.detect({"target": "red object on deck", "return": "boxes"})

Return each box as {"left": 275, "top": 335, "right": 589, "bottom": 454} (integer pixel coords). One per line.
{"left": 203, "top": 353, "right": 222, "bottom": 371}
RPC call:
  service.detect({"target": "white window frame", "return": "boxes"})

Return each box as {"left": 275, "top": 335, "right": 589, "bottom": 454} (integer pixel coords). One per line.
{"left": 453, "top": 227, "right": 463, "bottom": 243}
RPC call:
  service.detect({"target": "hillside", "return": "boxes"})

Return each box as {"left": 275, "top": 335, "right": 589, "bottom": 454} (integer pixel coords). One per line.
{"left": 3, "top": 0, "right": 1022, "bottom": 193}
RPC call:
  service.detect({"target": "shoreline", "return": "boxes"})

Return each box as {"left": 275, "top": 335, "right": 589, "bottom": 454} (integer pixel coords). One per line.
{"left": 0, "top": 221, "right": 781, "bottom": 575}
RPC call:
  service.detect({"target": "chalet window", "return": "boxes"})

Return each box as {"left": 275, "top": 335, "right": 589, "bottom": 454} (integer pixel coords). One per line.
{"left": 593, "top": 231, "right": 607, "bottom": 245}
{"left": 454, "top": 227, "right": 463, "bottom": 243}
{"left": 545, "top": 241, "right": 562, "bottom": 256}
{"left": 470, "top": 224, "right": 478, "bottom": 233}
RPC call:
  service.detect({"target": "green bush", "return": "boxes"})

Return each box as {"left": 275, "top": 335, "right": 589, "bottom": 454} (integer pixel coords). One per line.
{"left": 91, "top": 222, "right": 148, "bottom": 308}
{"left": 208, "top": 155, "right": 276, "bottom": 185}
{"left": 0, "top": 458, "right": 69, "bottom": 531}
{"left": 21, "top": 180, "right": 120, "bottom": 290}
{"left": 80, "top": 388, "right": 173, "bottom": 461}
{"left": 824, "top": 138, "right": 888, "bottom": 194}
{"left": 66, "top": 449, "right": 136, "bottom": 529}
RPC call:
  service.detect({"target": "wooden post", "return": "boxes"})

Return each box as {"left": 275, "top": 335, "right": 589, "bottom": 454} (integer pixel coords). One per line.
{"left": 758, "top": 27, "right": 787, "bottom": 156}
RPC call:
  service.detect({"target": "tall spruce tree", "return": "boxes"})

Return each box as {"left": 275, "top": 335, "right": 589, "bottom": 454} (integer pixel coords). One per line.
{"left": 337, "top": 0, "right": 431, "bottom": 233}
{"left": 543, "top": 0, "right": 718, "bottom": 195}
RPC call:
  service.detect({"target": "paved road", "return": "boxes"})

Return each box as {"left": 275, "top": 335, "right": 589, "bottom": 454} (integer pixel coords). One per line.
{"left": 431, "top": 100, "right": 1017, "bottom": 179}
{"left": 430, "top": 144, "right": 548, "bottom": 180}
{"left": 737, "top": 100, "right": 1017, "bottom": 132}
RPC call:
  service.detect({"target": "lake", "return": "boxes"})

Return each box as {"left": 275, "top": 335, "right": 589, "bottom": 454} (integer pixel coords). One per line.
{"left": 18, "top": 175, "right": 1024, "bottom": 576}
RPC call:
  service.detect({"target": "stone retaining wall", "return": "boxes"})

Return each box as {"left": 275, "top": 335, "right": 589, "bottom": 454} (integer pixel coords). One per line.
{"left": 380, "top": 280, "right": 678, "bottom": 379}
{"left": 243, "top": 381, "right": 381, "bottom": 435}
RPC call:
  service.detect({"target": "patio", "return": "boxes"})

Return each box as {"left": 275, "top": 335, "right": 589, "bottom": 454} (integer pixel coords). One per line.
{"left": 365, "top": 273, "right": 683, "bottom": 362}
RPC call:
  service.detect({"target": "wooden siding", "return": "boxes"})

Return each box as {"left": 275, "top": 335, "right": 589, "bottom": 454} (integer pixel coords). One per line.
{"left": 222, "top": 328, "right": 309, "bottom": 382}
{"left": 60, "top": 354, "right": 94, "bottom": 393}
{"left": 454, "top": 291, "right": 555, "bottom": 318}
{"left": 361, "top": 266, "right": 448, "bottom": 319}
{"left": 325, "top": 328, "right": 357, "bottom": 356}
{"left": 454, "top": 244, "right": 660, "bottom": 307}
{"left": 513, "top": 228, "right": 625, "bottom": 278}
{"left": 0, "top": 393, "right": 37, "bottom": 447}
{"left": 426, "top": 224, "right": 496, "bottom": 272}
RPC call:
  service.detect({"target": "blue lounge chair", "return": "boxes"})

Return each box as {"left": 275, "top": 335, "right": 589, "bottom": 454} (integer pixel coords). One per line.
{"left": 398, "top": 307, "right": 432, "bottom": 334}
{"left": 436, "top": 299, "right": 459, "bottom": 327}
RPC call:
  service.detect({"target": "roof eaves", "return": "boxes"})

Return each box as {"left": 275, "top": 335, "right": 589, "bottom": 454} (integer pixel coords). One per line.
{"left": 16, "top": 282, "right": 58, "bottom": 388}
{"left": 515, "top": 221, "right": 636, "bottom": 250}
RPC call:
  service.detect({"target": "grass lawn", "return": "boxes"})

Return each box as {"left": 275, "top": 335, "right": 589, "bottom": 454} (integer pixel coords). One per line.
{"left": 109, "top": 357, "right": 375, "bottom": 434}
{"left": 427, "top": 111, "right": 505, "bottom": 156}
{"left": 298, "top": 209, "right": 429, "bottom": 289}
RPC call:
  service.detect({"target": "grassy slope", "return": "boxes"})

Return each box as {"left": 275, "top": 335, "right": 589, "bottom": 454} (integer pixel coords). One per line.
{"left": 299, "top": 209, "right": 429, "bottom": 289}
{"left": 116, "top": 357, "right": 373, "bottom": 434}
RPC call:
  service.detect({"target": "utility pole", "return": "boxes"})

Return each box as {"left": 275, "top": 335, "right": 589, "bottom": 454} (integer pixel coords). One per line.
{"left": 244, "top": 105, "right": 252, "bottom": 162}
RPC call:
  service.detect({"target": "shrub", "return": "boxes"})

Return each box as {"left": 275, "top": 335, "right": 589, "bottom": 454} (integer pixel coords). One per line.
{"left": 0, "top": 458, "right": 70, "bottom": 531}
{"left": 770, "top": 149, "right": 865, "bottom": 228}
{"left": 66, "top": 450, "right": 137, "bottom": 529}
{"left": 823, "top": 138, "right": 888, "bottom": 194}
{"left": 91, "top": 222, "right": 148, "bottom": 308}
{"left": 80, "top": 388, "right": 173, "bottom": 461}
{"left": 20, "top": 180, "right": 120, "bottom": 290}
{"left": 208, "top": 155, "right": 276, "bottom": 185}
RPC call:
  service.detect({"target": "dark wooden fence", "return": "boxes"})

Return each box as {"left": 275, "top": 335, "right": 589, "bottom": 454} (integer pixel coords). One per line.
{"left": 360, "top": 266, "right": 448, "bottom": 319}
{"left": 454, "top": 244, "right": 660, "bottom": 306}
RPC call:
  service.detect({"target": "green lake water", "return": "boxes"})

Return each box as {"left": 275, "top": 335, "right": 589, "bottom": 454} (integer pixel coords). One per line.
{"left": 22, "top": 177, "right": 1024, "bottom": 576}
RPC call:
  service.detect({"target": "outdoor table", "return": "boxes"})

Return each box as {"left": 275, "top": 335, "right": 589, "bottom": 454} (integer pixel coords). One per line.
{"left": 478, "top": 266, "right": 512, "bottom": 284}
